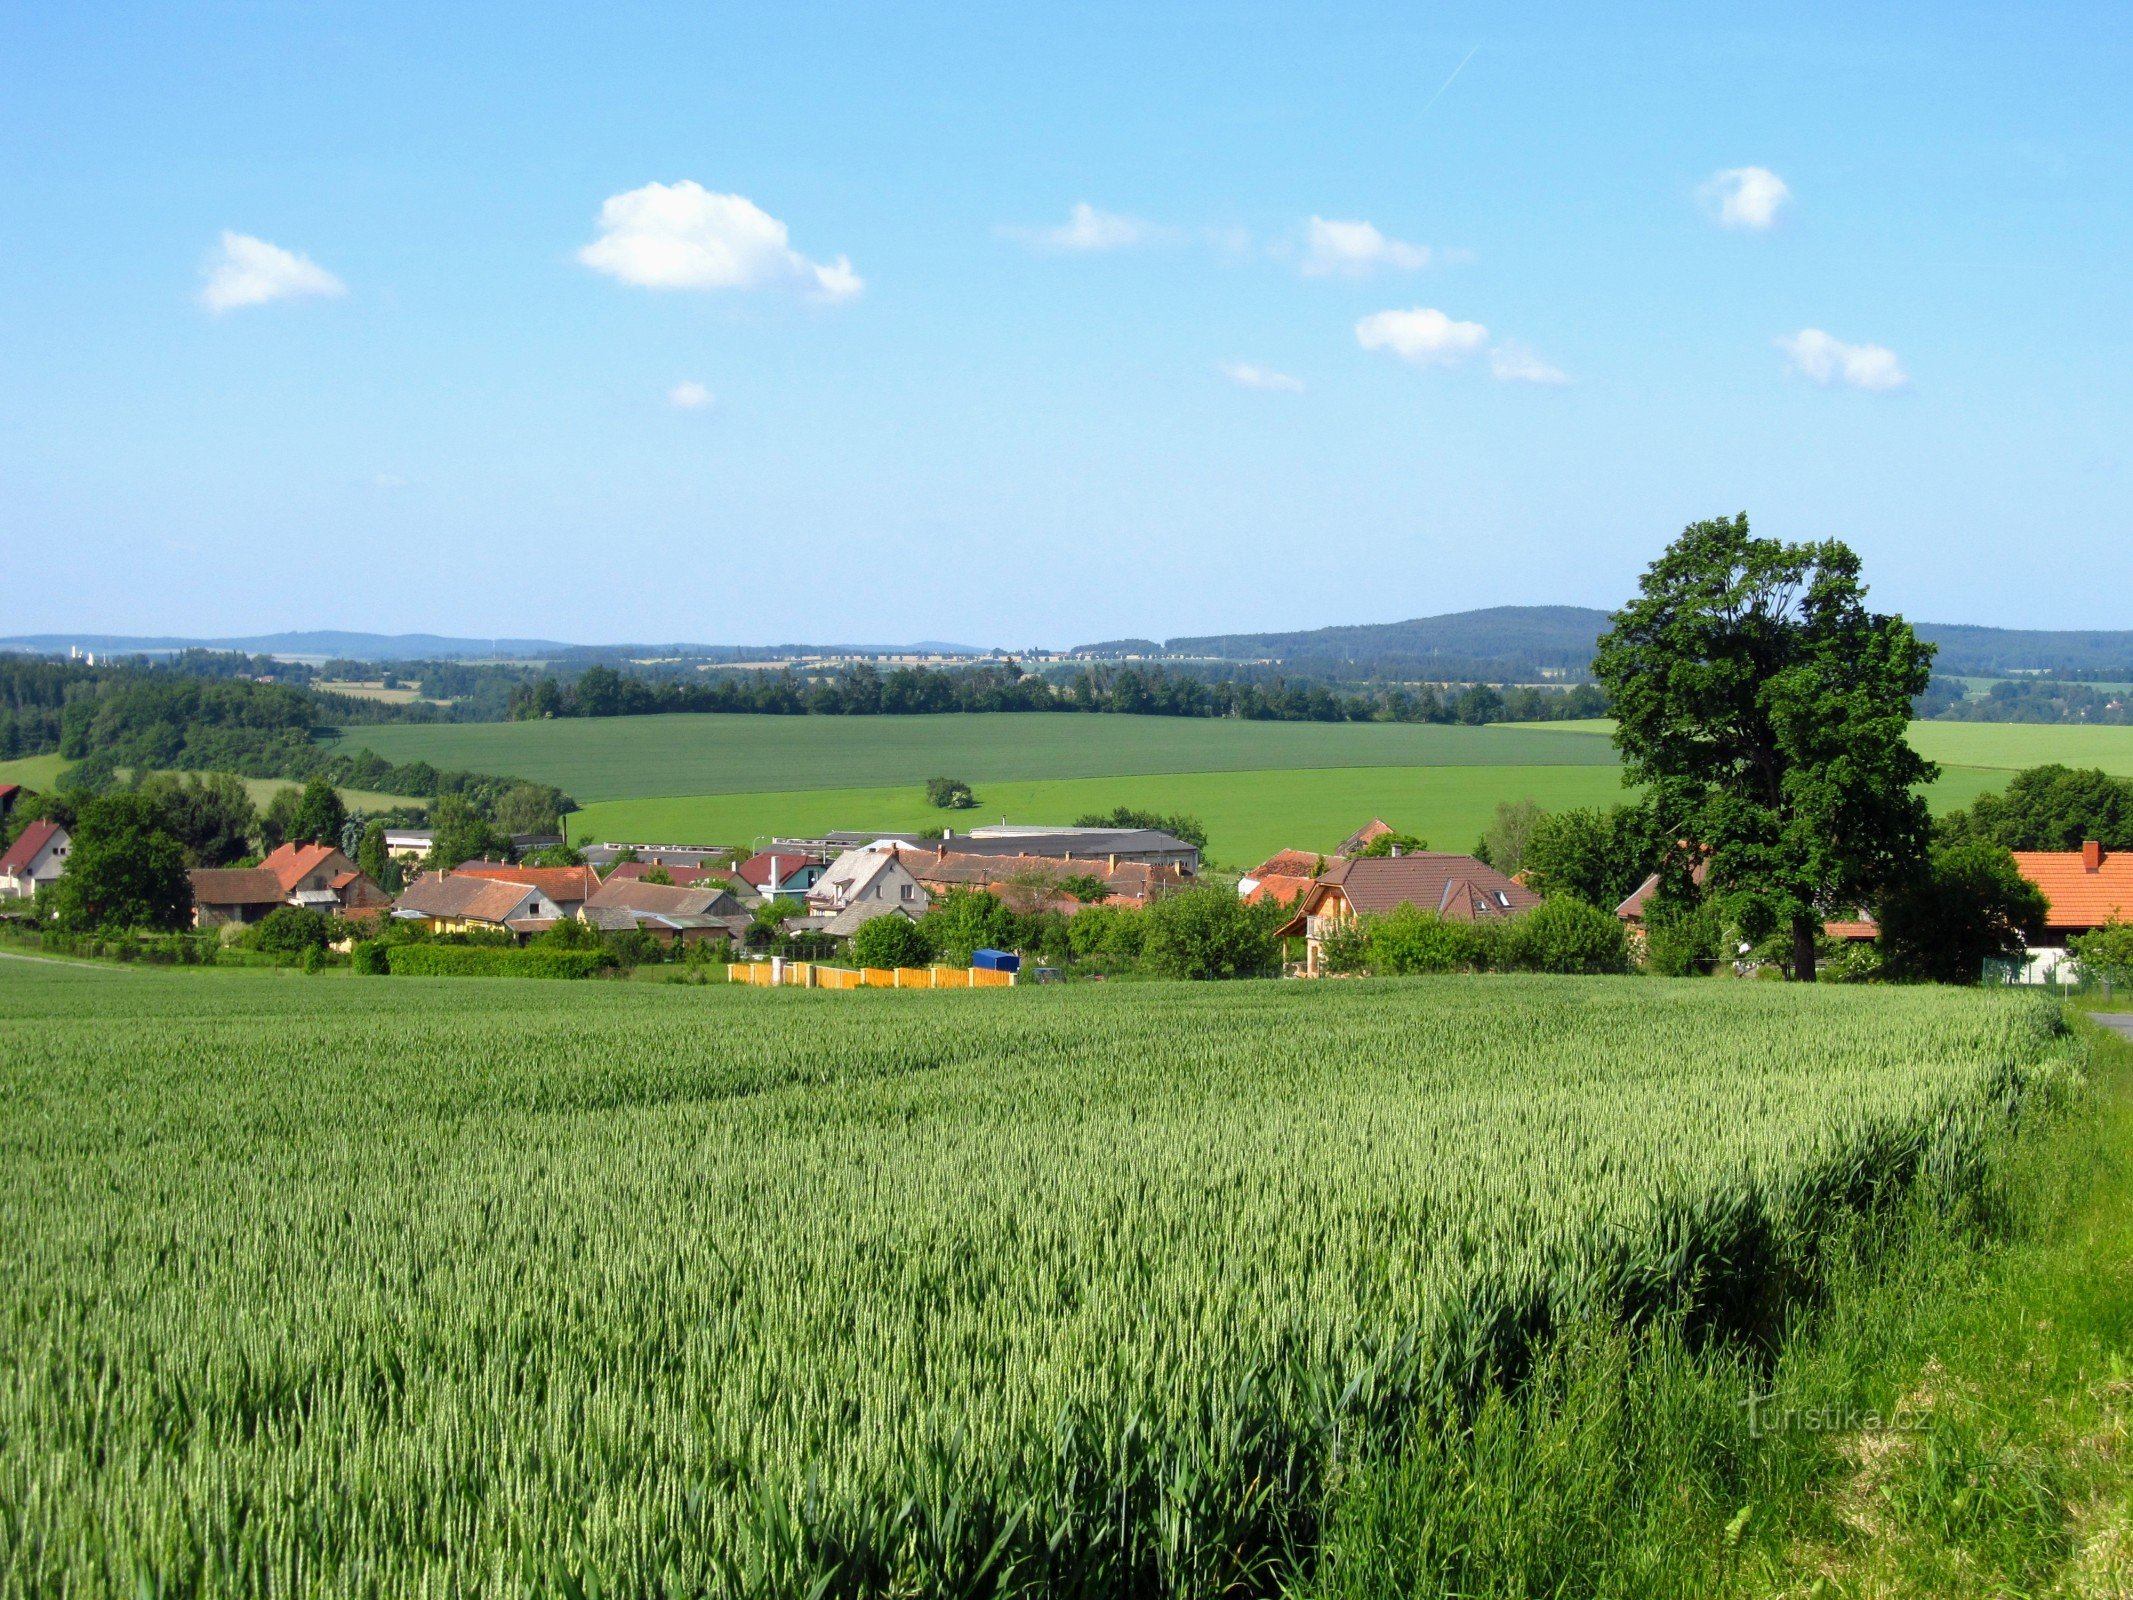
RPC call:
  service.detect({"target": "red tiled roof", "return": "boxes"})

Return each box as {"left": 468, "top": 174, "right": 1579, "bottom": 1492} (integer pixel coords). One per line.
{"left": 452, "top": 862, "right": 603, "bottom": 904}
{"left": 1245, "top": 849, "right": 1325, "bottom": 881}
{"left": 393, "top": 872, "right": 544, "bottom": 924}
{"left": 1243, "top": 873, "right": 1316, "bottom": 908}
{"left": 2013, "top": 846, "right": 2133, "bottom": 933}
{"left": 0, "top": 819, "right": 61, "bottom": 877}
{"left": 1823, "top": 916, "right": 1879, "bottom": 942}
{"left": 735, "top": 849, "right": 823, "bottom": 888}
{"left": 259, "top": 842, "right": 345, "bottom": 895}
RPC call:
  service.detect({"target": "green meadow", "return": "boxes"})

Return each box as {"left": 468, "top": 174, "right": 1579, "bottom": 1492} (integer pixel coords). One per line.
{"left": 0, "top": 754, "right": 414, "bottom": 816}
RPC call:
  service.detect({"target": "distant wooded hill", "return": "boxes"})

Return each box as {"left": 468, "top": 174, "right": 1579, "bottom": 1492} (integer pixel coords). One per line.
{"left": 1097, "top": 608, "right": 2133, "bottom": 681}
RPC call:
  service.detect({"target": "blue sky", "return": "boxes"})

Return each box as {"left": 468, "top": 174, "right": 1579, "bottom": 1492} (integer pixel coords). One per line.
{"left": 3, "top": 2, "right": 2127, "bottom": 647}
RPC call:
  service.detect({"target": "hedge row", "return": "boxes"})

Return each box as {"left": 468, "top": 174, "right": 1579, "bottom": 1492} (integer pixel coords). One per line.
{"left": 376, "top": 945, "right": 614, "bottom": 980}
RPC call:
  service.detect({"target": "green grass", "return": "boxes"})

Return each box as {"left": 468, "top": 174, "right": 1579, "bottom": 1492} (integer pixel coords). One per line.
{"left": 323, "top": 713, "right": 1622, "bottom": 802}
{"left": 1301, "top": 1015, "right": 2133, "bottom": 1598}
{"left": 0, "top": 753, "right": 69, "bottom": 793}
{"left": 0, "top": 964, "right": 2066, "bottom": 1597}
{"left": 1519, "top": 717, "right": 2133, "bottom": 777}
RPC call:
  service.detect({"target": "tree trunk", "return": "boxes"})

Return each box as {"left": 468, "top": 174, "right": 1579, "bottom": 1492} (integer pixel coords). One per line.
{"left": 1791, "top": 913, "right": 1819, "bottom": 982}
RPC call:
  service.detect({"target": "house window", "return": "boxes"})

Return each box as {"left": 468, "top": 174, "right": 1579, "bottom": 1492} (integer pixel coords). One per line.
{"left": 902, "top": 884, "right": 914, "bottom": 900}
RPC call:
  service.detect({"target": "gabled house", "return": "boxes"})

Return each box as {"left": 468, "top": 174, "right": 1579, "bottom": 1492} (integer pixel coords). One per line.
{"left": 0, "top": 821, "right": 70, "bottom": 900}
{"left": 1273, "top": 852, "right": 1543, "bottom": 975}
{"left": 581, "top": 878, "right": 748, "bottom": 945}
{"left": 393, "top": 871, "right": 564, "bottom": 936}
{"left": 382, "top": 827, "right": 434, "bottom": 863}
{"left": 735, "top": 849, "right": 828, "bottom": 901}
{"left": 807, "top": 847, "right": 932, "bottom": 918}
{"left": 1238, "top": 848, "right": 1327, "bottom": 908}
{"left": 188, "top": 868, "right": 288, "bottom": 928}
{"left": 258, "top": 842, "right": 390, "bottom": 915}
{"left": 451, "top": 862, "right": 603, "bottom": 916}
{"left": 2014, "top": 841, "right": 2133, "bottom": 941}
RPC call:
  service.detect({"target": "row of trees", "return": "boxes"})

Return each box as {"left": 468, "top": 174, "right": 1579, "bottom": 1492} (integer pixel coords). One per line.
{"left": 507, "top": 661, "right": 1609, "bottom": 727}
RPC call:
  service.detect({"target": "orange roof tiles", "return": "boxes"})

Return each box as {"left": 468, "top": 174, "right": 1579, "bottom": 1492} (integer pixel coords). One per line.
{"left": 2013, "top": 845, "right": 2133, "bottom": 933}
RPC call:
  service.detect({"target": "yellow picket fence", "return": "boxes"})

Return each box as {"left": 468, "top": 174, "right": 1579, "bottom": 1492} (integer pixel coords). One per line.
{"left": 727, "top": 962, "right": 1015, "bottom": 991}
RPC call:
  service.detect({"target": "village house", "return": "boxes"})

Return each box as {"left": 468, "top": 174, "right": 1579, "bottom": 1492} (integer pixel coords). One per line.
{"left": 393, "top": 871, "right": 566, "bottom": 937}
{"left": 581, "top": 842, "right": 733, "bottom": 872}
{"left": 1274, "top": 851, "right": 1543, "bottom": 975}
{"left": 581, "top": 877, "right": 749, "bottom": 945}
{"left": 188, "top": 868, "right": 290, "bottom": 927}
{"left": 821, "top": 825, "right": 1200, "bottom": 875}
{"left": 2015, "top": 840, "right": 2132, "bottom": 942}
{"left": 900, "top": 847, "right": 1189, "bottom": 911}
{"left": 806, "top": 846, "right": 933, "bottom": 923}
{"left": 382, "top": 826, "right": 434, "bottom": 863}
{"left": 0, "top": 820, "right": 69, "bottom": 900}
{"left": 1238, "top": 849, "right": 1329, "bottom": 909}
{"left": 450, "top": 861, "right": 604, "bottom": 917}
{"left": 258, "top": 842, "right": 391, "bottom": 916}
{"left": 735, "top": 848, "right": 829, "bottom": 901}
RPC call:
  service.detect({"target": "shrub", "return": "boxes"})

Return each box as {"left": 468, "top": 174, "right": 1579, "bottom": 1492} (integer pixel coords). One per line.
{"left": 250, "top": 905, "right": 333, "bottom": 956}
{"left": 850, "top": 914, "right": 934, "bottom": 969}
{"left": 1066, "top": 904, "right": 1145, "bottom": 961}
{"left": 1643, "top": 896, "right": 1725, "bottom": 977}
{"left": 925, "top": 776, "right": 977, "bottom": 810}
{"left": 351, "top": 940, "right": 390, "bottom": 976}
{"left": 1141, "top": 884, "right": 1274, "bottom": 980}
{"left": 2070, "top": 918, "right": 2133, "bottom": 988}
{"left": 1316, "top": 917, "right": 1372, "bottom": 975}
{"left": 1498, "top": 897, "right": 1632, "bottom": 975}
{"left": 1366, "top": 906, "right": 1484, "bottom": 974}
{"left": 382, "top": 945, "right": 614, "bottom": 979}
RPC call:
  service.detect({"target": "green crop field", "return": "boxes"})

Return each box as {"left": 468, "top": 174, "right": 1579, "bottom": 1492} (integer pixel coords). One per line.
{"left": 323, "top": 711, "right": 2094, "bottom": 866}
{"left": 323, "top": 713, "right": 1620, "bottom": 801}
{"left": 0, "top": 962, "right": 2067, "bottom": 1597}
{"left": 0, "top": 754, "right": 416, "bottom": 816}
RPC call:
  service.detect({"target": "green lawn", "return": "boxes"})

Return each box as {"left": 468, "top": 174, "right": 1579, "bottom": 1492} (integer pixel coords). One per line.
{"left": 325, "top": 714, "right": 1620, "bottom": 802}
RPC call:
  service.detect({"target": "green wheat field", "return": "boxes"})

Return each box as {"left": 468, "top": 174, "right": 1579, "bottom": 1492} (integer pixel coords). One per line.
{"left": 0, "top": 961, "right": 2070, "bottom": 1596}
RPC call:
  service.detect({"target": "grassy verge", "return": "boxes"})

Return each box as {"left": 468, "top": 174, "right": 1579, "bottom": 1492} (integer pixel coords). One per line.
{"left": 1295, "top": 1012, "right": 2133, "bottom": 1598}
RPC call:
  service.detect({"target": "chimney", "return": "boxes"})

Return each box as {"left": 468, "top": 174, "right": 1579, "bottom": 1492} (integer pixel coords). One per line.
{"left": 1390, "top": 844, "right": 1402, "bottom": 858}
{"left": 2083, "top": 839, "right": 2105, "bottom": 872}
{"left": 1108, "top": 854, "right": 1118, "bottom": 873}
{"left": 767, "top": 854, "right": 779, "bottom": 892}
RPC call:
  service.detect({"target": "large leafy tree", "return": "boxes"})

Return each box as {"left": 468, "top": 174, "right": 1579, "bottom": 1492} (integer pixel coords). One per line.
{"left": 136, "top": 771, "right": 258, "bottom": 867}
{"left": 1878, "top": 840, "right": 2048, "bottom": 984}
{"left": 288, "top": 777, "right": 348, "bottom": 848}
{"left": 1593, "top": 514, "right": 1936, "bottom": 981}
{"left": 1939, "top": 765, "right": 2133, "bottom": 852}
{"left": 49, "top": 792, "right": 193, "bottom": 933}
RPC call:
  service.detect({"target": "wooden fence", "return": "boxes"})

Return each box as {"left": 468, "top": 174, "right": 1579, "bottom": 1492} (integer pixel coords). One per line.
{"left": 728, "top": 961, "right": 1015, "bottom": 991}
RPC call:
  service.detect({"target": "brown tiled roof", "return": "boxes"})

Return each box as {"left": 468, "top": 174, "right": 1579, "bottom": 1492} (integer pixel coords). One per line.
{"left": 453, "top": 862, "right": 603, "bottom": 904}
{"left": 189, "top": 867, "right": 286, "bottom": 907}
{"left": 393, "top": 872, "right": 542, "bottom": 924}
{"left": 2014, "top": 845, "right": 2133, "bottom": 933}
{"left": 1277, "top": 854, "right": 1541, "bottom": 934}
{"left": 584, "top": 879, "right": 737, "bottom": 916}
{"left": 904, "top": 849, "right": 1188, "bottom": 903}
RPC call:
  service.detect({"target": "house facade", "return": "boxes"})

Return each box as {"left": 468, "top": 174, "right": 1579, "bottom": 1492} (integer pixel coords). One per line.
{"left": 188, "top": 868, "right": 288, "bottom": 928}
{"left": 807, "top": 847, "right": 932, "bottom": 918}
{"left": 392, "top": 872, "right": 561, "bottom": 935}
{"left": 0, "top": 820, "right": 68, "bottom": 899}
{"left": 258, "top": 842, "right": 390, "bottom": 915}
{"left": 452, "top": 862, "right": 604, "bottom": 916}
{"left": 735, "top": 849, "right": 829, "bottom": 900}
{"left": 2015, "top": 841, "right": 2132, "bottom": 942}
{"left": 1273, "top": 852, "right": 1543, "bottom": 975}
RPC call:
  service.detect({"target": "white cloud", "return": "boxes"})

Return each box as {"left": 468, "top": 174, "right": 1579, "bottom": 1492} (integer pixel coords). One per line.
{"left": 578, "top": 181, "right": 862, "bottom": 301}
{"left": 668, "top": 380, "right": 714, "bottom": 410}
{"left": 1355, "top": 307, "right": 1489, "bottom": 366}
{"left": 1303, "top": 216, "right": 1432, "bottom": 277}
{"left": 1219, "top": 361, "right": 1303, "bottom": 393}
{"left": 1004, "top": 202, "right": 1161, "bottom": 253}
{"left": 1488, "top": 342, "right": 1569, "bottom": 385}
{"left": 199, "top": 232, "right": 346, "bottom": 313}
{"left": 1702, "top": 166, "right": 1791, "bottom": 230}
{"left": 1777, "top": 328, "right": 1908, "bottom": 391}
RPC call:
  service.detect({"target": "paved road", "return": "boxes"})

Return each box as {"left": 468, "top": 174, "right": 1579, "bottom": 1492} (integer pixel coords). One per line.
{"left": 2095, "top": 1013, "right": 2133, "bottom": 1041}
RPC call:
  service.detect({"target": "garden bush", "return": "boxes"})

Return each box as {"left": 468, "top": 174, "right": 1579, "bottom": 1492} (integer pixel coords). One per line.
{"left": 382, "top": 945, "right": 615, "bottom": 979}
